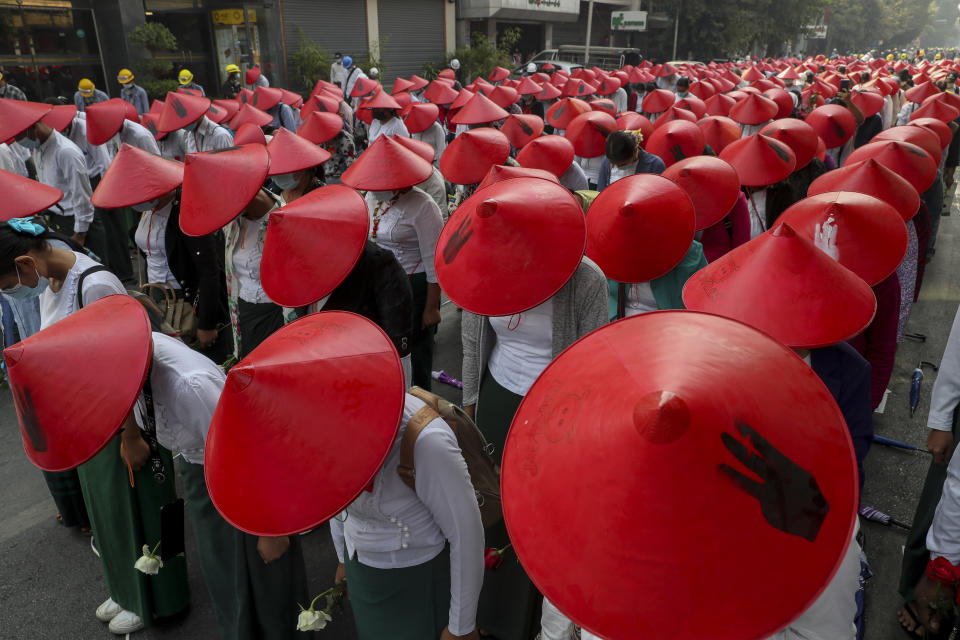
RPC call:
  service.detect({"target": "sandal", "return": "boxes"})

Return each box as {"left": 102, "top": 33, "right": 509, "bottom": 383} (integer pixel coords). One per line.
{"left": 900, "top": 601, "right": 956, "bottom": 639}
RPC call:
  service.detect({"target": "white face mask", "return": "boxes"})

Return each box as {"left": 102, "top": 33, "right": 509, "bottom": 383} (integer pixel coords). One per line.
{"left": 273, "top": 172, "right": 300, "bottom": 191}
{"left": 370, "top": 190, "right": 396, "bottom": 202}
{"left": 132, "top": 198, "right": 160, "bottom": 212}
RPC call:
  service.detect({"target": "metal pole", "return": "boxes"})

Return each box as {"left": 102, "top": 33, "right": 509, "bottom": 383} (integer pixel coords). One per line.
{"left": 584, "top": 0, "right": 594, "bottom": 65}
{"left": 672, "top": 0, "right": 681, "bottom": 60}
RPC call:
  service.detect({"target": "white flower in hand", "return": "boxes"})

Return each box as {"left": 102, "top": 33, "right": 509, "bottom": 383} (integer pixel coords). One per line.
{"left": 814, "top": 216, "right": 839, "bottom": 261}
{"left": 134, "top": 543, "right": 163, "bottom": 575}
{"left": 297, "top": 608, "right": 332, "bottom": 631}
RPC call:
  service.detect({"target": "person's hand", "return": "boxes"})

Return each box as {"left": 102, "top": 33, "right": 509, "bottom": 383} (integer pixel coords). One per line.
{"left": 928, "top": 429, "right": 955, "bottom": 465}
{"left": 440, "top": 628, "right": 479, "bottom": 640}
{"left": 813, "top": 216, "right": 839, "bottom": 261}
{"left": 334, "top": 562, "right": 346, "bottom": 584}
{"left": 121, "top": 429, "right": 151, "bottom": 471}
{"left": 70, "top": 232, "right": 86, "bottom": 247}
{"left": 257, "top": 536, "right": 290, "bottom": 563}
{"left": 195, "top": 328, "right": 218, "bottom": 348}
{"left": 422, "top": 306, "right": 442, "bottom": 329}
{"left": 463, "top": 404, "right": 476, "bottom": 420}
{"left": 945, "top": 168, "right": 956, "bottom": 188}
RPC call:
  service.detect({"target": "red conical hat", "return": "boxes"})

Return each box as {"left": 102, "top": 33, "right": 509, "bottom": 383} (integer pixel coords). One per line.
{"left": 645, "top": 120, "right": 705, "bottom": 167}
{"left": 349, "top": 77, "right": 380, "bottom": 99}
{"left": 596, "top": 77, "right": 621, "bottom": 96}
{"left": 688, "top": 80, "right": 716, "bottom": 100}
{"left": 358, "top": 90, "right": 402, "bottom": 111}
{"left": 910, "top": 117, "right": 953, "bottom": 149}
{"left": 759, "top": 118, "right": 818, "bottom": 169}
{"left": 245, "top": 67, "right": 261, "bottom": 85}
{"left": 251, "top": 86, "right": 283, "bottom": 111}
{"left": 805, "top": 104, "right": 857, "bottom": 148}
{"left": 450, "top": 92, "right": 509, "bottom": 125}
{"left": 662, "top": 156, "right": 741, "bottom": 230}
{"left": 516, "top": 135, "right": 576, "bottom": 177}
{"left": 392, "top": 135, "right": 436, "bottom": 163}
{"left": 450, "top": 89, "right": 475, "bottom": 110}
{"left": 157, "top": 91, "right": 211, "bottom": 133}
{"left": 260, "top": 186, "right": 368, "bottom": 307}
{"left": 279, "top": 89, "right": 303, "bottom": 109}
{"left": 424, "top": 80, "right": 460, "bottom": 105}
{"left": 564, "top": 111, "right": 618, "bottom": 158}
{"left": 536, "top": 82, "right": 562, "bottom": 101}
{"left": 719, "top": 134, "right": 796, "bottom": 187}
{"left": 675, "top": 95, "right": 707, "bottom": 119}
{"left": 477, "top": 165, "right": 559, "bottom": 191}
{"left": 729, "top": 93, "right": 779, "bottom": 125}
{"left": 0, "top": 168, "right": 62, "bottom": 220}
{"left": 586, "top": 174, "right": 695, "bottom": 282}
{"left": 408, "top": 75, "right": 429, "bottom": 92}
{"left": 489, "top": 85, "right": 521, "bottom": 108}
{"left": 808, "top": 159, "right": 920, "bottom": 222}
{"left": 683, "top": 223, "right": 876, "bottom": 348}
{"left": 310, "top": 93, "right": 341, "bottom": 114}
{"left": 91, "top": 144, "right": 183, "bottom": 209}
{"left": 928, "top": 89, "right": 960, "bottom": 112}
{"left": 545, "top": 97, "right": 592, "bottom": 129}
{"left": 205, "top": 311, "right": 405, "bottom": 536}
{"left": 778, "top": 66, "right": 802, "bottom": 80}
{"left": 616, "top": 112, "right": 654, "bottom": 144}
{"left": 762, "top": 88, "right": 795, "bottom": 119}
{"left": 905, "top": 81, "right": 941, "bottom": 103}
{"left": 501, "top": 309, "right": 858, "bottom": 640}
{"left": 501, "top": 113, "right": 545, "bottom": 149}
{"left": 517, "top": 76, "right": 543, "bottom": 95}
{"left": 697, "top": 115, "right": 741, "bottom": 153}
{"left": 0, "top": 99, "right": 51, "bottom": 140}
{"left": 228, "top": 103, "right": 273, "bottom": 130}
{"left": 776, "top": 192, "right": 909, "bottom": 285}
{"left": 435, "top": 178, "right": 585, "bottom": 316}
{"left": 439, "top": 127, "right": 511, "bottom": 184}
{"left": 149, "top": 99, "right": 164, "bottom": 115}
{"left": 341, "top": 134, "right": 433, "bottom": 190}
{"left": 562, "top": 78, "right": 597, "bottom": 98}
{"left": 205, "top": 100, "right": 234, "bottom": 124}
{"left": 741, "top": 65, "right": 764, "bottom": 82}
{"left": 4, "top": 295, "right": 152, "bottom": 472}
{"left": 266, "top": 128, "right": 331, "bottom": 175}
{"left": 140, "top": 114, "right": 164, "bottom": 142}
{"left": 178, "top": 87, "right": 203, "bottom": 98}
{"left": 41, "top": 104, "right": 77, "bottom": 132}
{"left": 656, "top": 63, "right": 678, "bottom": 77}
{"left": 910, "top": 98, "right": 960, "bottom": 123}
{"left": 401, "top": 102, "right": 439, "bottom": 134}
{"left": 844, "top": 139, "right": 938, "bottom": 193}
{"left": 874, "top": 125, "right": 943, "bottom": 165}
{"left": 297, "top": 111, "right": 343, "bottom": 144}
{"left": 704, "top": 93, "right": 736, "bottom": 117}
{"left": 652, "top": 105, "right": 697, "bottom": 129}
{"left": 180, "top": 144, "right": 269, "bottom": 236}
{"left": 850, "top": 89, "right": 884, "bottom": 118}
{"left": 489, "top": 66, "right": 510, "bottom": 82}
{"left": 641, "top": 89, "right": 675, "bottom": 114}
{"left": 233, "top": 122, "right": 266, "bottom": 146}
{"left": 391, "top": 77, "right": 414, "bottom": 95}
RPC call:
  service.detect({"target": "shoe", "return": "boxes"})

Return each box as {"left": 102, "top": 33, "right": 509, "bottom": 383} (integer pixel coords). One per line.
{"left": 108, "top": 610, "right": 144, "bottom": 634}
{"left": 95, "top": 598, "right": 122, "bottom": 622}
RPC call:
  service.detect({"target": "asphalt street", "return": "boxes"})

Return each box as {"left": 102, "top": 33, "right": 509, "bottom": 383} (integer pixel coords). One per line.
{"left": 1, "top": 200, "right": 959, "bottom": 639}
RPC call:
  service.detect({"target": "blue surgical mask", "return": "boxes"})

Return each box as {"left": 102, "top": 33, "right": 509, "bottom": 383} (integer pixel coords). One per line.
{"left": 272, "top": 172, "right": 300, "bottom": 190}
{"left": 3, "top": 265, "right": 49, "bottom": 300}
{"left": 132, "top": 199, "right": 159, "bottom": 212}
{"left": 17, "top": 137, "right": 39, "bottom": 150}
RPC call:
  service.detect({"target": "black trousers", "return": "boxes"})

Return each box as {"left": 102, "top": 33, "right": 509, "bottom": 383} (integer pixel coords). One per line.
{"left": 237, "top": 299, "right": 284, "bottom": 359}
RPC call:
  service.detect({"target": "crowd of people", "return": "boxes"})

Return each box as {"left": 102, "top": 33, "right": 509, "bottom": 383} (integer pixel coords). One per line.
{"left": 3, "top": 44, "right": 960, "bottom": 639}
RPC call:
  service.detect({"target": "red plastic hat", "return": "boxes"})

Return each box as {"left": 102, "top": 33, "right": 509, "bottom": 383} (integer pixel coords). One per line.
{"left": 719, "top": 134, "right": 796, "bottom": 187}
{"left": 0, "top": 168, "right": 62, "bottom": 220}
{"left": 501, "top": 113, "right": 545, "bottom": 149}
{"left": 449, "top": 92, "right": 509, "bottom": 125}
{"left": 439, "top": 127, "right": 511, "bottom": 184}
{"left": 704, "top": 93, "right": 736, "bottom": 117}
{"left": 910, "top": 117, "right": 953, "bottom": 149}
{"left": 178, "top": 87, "right": 203, "bottom": 98}
{"left": 250, "top": 86, "right": 282, "bottom": 111}
{"left": 662, "top": 156, "right": 741, "bottom": 230}
{"left": 675, "top": 95, "right": 707, "bottom": 119}
{"left": 729, "top": 93, "right": 778, "bottom": 125}
{"left": 645, "top": 120, "right": 705, "bottom": 167}
{"left": 435, "top": 178, "right": 585, "bottom": 316}
{"left": 311, "top": 93, "right": 341, "bottom": 114}
{"left": 149, "top": 99, "right": 164, "bottom": 115}
{"left": 341, "top": 134, "right": 433, "bottom": 190}
{"left": 536, "top": 82, "right": 562, "bottom": 101}
{"left": 41, "top": 104, "right": 77, "bottom": 132}
{"left": 564, "top": 111, "right": 617, "bottom": 158}
{"left": 655, "top": 63, "right": 678, "bottom": 77}
{"left": 905, "top": 81, "right": 941, "bottom": 103}
{"left": 205, "top": 311, "right": 405, "bottom": 536}
{"left": 597, "top": 77, "right": 622, "bottom": 96}
{"left": 349, "top": 77, "right": 380, "bottom": 99}
{"left": 697, "top": 115, "right": 741, "bottom": 153}
{"left": 91, "top": 143, "right": 183, "bottom": 209}
{"left": 5, "top": 295, "right": 151, "bottom": 472}
{"left": 401, "top": 102, "right": 439, "bottom": 134}
{"left": 449, "top": 88, "right": 475, "bottom": 110}
{"left": 180, "top": 144, "right": 269, "bottom": 236}
{"left": 477, "top": 165, "right": 559, "bottom": 191}
{"left": 229, "top": 103, "right": 273, "bottom": 130}
{"left": 140, "top": 114, "right": 164, "bottom": 141}
{"left": 652, "top": 105, "right": 697, "bottom": 129}
{"left": 391, "top": 135, "right": 436, "bottom": 164}
{"left": 424, "top": 80, "right": 459, "bottom": 105}
{"left": 761, "top": 88, "right": 795, "bottom": 119}
{"left": 489, "top": 66, "right": 510, "bottom": 83}
{"left": 298, "top": 111, "right": 343, "bottom": 144}
{"left": 391, "top": 77, "right": 414, "bottom": 95}
{"left": 516, "top": 135, "right": 576, "bottom": 177}
{"left": 805, "top": 104, "right": 857, "bottom": 149}
{"left": 0, "top": 98, "right": 51, "bottom": 140}
{"left": 279, "top": 89, "right": 303, "bottom": 109}
{"left": 850, "top": 89, "right": 884, "bottom": 118}
{"left": 586, "top": 174, "right": 695, "bottom": 282}
{"left": 86, "top": 98, "right": 131, "bottom": 145}
{"left": 562, "top": 78, "right": 597, "bottom": 98}
{"left": 844, "top": 139, "right": 938, "bottom": 193}
{"left": 776, "top": 192, "right": 909, "bottom": 285}
{"left": 266, "top": 128, "right": 331, "bottom": 176}
{"left": 157, "top": 91, "right": 211, "bottom": 133}
{"left": 260, "top": 186, "right": 368, "bottom": 307}
{"left": 641, "top": 89, "right": 675, "bottom": 114}
{"left": 873, "top": 125, "right": 943, "bottom": 167}
{"left": 408, "top": 75, "right": 429, "bottom": 92}
{"left": 358, "top": 90, "right": 402, "bottom": 111}
{"left": 244, "top": 67, "right": 261, "bottom": 85}
{"left": 809, "top": 159, "right": 919, "bottom": 223}
{"left": 501, "top": 309, "right": 858, "bottom": 640}
{"left": 205, "top": 100, "right": 233, "bottom": 124}
{"left": 911, "top": 98, "right": 960, "bottom": 123}
{"left": 489, "top": 85, "right": 521, "bottom": 108}
{"left": 616, "top": 112, "right": 654, "bottom": 142}
{"left": 759, "top": 118, "right": 818, "bottom": 170}
{"left": 684, "top": 223, "right": 876, "bottom": 348}
{"left": 233, "top": 122, "right": 266, "bottom": 146}
{"left": 516, "top": 76, "right": 543, "bottom": 96}
{"left": 545, "top": 98, "right": 592, "bottom": 130}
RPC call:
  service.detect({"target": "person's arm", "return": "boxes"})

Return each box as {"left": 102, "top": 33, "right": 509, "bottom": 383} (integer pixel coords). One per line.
{"left": 119, "top": 409, "right": 151, "bottom": 470}
{"left": 928, "top": 306, "right": 960, "bottom": 463}
{"left": 414, "top": 195, "right": 445, "bottom": 328}
{"left": 576, "top": 259, "right": 610, "bottom": 335}
{"left": 863, "top": 275, "right": 901, "bottom": 409}
{"left": 66, "top": 149, "right": 95, "bottom": 238}
{"left": 373, "top": 249, "right": 415, "bottom": 357}
{"left": 414, "top": 426, "right": 484, "bottom": 637}
{"left": 927, "top": 446, "right": 960, "bottom": 564}
{"left": 460, "top": 311, "right": 482, "bottom": 413}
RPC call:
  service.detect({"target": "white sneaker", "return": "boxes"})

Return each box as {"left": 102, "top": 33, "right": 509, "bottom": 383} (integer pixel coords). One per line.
{"left": 95, "top": 598, "right": 122, "bottom": 622}
{"left": 108, "top": 610, "right": 144, "bottom": 635}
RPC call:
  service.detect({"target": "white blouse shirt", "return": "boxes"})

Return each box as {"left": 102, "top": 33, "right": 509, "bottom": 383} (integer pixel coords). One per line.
{"left": 134, "top": 203, "right": 180, "bottom": 288}
{"left": 368, "top": 117, "right": 410, "bottom": 142}
{"left": 39, "top": 252, "right": 126, "bottom": 329}
{"left": 625, "top": 282, "right": 658, "bottom": 316}
{"left": 412, "top": 121, "right": 447, "bottom": 166}
{"left": 366, "top": 187, "right": 444, "bottom": 283}
{"left": 488, "top": 298, "right": 554, "bottom": 396}
{"left": 747, "top": 188, "right": 768, "bottom": 239}
{"left": 232, "top": 216, "right": 270, "bottom": 304}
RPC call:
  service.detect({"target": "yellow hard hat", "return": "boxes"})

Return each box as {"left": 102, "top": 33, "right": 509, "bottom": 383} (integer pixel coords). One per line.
{"left": 886, "top": 54, "right": 894, "bottom": 60}
{"left": 226, "top": 64, "right": 240, "bottom": 74}
{"left": 936, "top": 53, "right": 943, "bottom": 60}
{"left": 117, "top": 68, "right": 134, "bottom": 84}
{"left": 900, "top": 53, "right": 908, "bottom": 60}
{"left": 178, "top": 69, "right": 193, "bottom": 85}
{"left": 78, "top": 78, "right": 95, "bottom": 96}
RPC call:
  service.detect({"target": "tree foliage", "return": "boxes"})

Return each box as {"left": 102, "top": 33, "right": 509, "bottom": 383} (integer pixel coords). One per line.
{"left": 129, "top": 22, "right": 179, "bottom": 99}
{"left": 288, "top": 27, "right": 333, "bottom": 92}
{"left": 446, "top": 27, "right": 521, "bottom": 84}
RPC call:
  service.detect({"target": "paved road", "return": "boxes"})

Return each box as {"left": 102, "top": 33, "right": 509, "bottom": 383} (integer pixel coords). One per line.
{"left": 1, "top": 205, "right": 958, "bottom": 639}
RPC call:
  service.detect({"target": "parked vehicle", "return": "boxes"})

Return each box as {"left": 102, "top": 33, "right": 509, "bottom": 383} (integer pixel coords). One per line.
{"left": 518, "top": 46, "right": 643, "bottom": 74}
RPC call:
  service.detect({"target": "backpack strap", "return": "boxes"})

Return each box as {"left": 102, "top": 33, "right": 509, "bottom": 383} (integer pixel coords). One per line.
{"left": 76, "top": 265, "right": 112, "bottom": 309}
{"left": 397, "top": 405, "right": 439, "bottom": 492}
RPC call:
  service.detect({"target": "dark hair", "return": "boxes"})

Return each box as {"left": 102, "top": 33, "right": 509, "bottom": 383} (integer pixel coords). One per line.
{"left": 805, "top": 72, "right": 814, "bottom": 83}
{"left": 860, "top": 72, "right": 870, "bottom": 83}
{"left": 0, "top": 224, "right": 51, "bottom": 276}
{"left": 676, "top": 76, "right": 690, "bottom": 88}
{"left": 605, "top": 130, "right": 639, "bottom": 164}
{"left": 43, "top": 96, "right": 70, "bottom": 106}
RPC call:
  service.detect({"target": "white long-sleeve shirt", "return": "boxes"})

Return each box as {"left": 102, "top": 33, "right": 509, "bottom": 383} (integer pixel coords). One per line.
{"left": 66, "top": 114, "right": 112, "bottom": 178}
{"left": 897, "top": 101, "right": 919, "bottom": 126}
{"left": 412, "top": 121, "right": 447, "bottom": 166}
{"left": 115, "top": 119, "right": 160, "bottom": 155}
{"left": 0, "top": 143, "right": 27, "bottom": 176}
{"left": 329, "top": 393, "right": 484, "bottom": 636}
{"left": 34, "top": 130, "right": 94, "bottom": 233}
{"left": 612, "top": 87, "right": 629, "bottom": 113}
{"left": 928, "top": 305, "right": 960, "bottom": 432}
{"left": 366, "top": 187, "right": 443, "bottom": 283}
{"left": 183, "top": 115, "right": 234, "bottom": 154}
{"left": 369, "top": 116, "right": 410, "bottom": 142}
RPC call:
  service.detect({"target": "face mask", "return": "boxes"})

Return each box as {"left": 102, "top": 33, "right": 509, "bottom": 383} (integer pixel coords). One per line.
{"left": 183, "top": 119, "right": 200, "bottom": 133}
{"left": 272, "top": 172, "right": 300, "bottom": 190}
{"left": 3, "top": 265, "right": 49, "bottom": 300}
{"left": 18, "top": 137, "right": 39, "bottom": 150}
{"left": 676, "top": 90, "right": 688, "bottom": 98}
{"left": 132, "top": 199, "right": 159, "bottom": 212}
{"left": 370, "top": 190, "right": 395, "bottom": 202}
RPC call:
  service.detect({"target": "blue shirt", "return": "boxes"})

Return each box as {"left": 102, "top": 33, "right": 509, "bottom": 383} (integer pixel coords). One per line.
{"left": 74, "top": 89, "right": 109, "bottom": 112}
{"left": 121, "top": 83, "right": 150, "bottom": 115}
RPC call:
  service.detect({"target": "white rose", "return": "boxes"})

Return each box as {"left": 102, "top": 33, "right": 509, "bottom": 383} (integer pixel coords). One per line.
{"left": 296, "top": 608, "right": 332, "bottom": 631}
{"left": 133, "top": 544, "right": 164, "bottom": 575}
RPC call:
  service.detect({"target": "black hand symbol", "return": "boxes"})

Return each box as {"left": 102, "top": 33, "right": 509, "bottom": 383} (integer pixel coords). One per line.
{"left": 442, "top": 215, "right": 474, "bottom": 265}
{"left": 670, "top": 143, "right": 687, "bottom": 162}
{"left": 719, "top": 420, "right": 829, "bottom": 542}
{"left": 13, "top": 383, "right": 47, "bottom": 452}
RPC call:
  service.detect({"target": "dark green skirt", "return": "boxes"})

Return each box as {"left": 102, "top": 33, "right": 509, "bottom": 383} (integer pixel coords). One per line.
{"left": 41, "top": 468, "right": 89, "bottom": 529}
{"left": 77, "top": 435, "right": 189, "bottom": 625}
{"left": 476, "top": 370, "right": 541, "bottom": 640}
{"left": 345, "top": 545, "right": 450, "bottom": 640}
